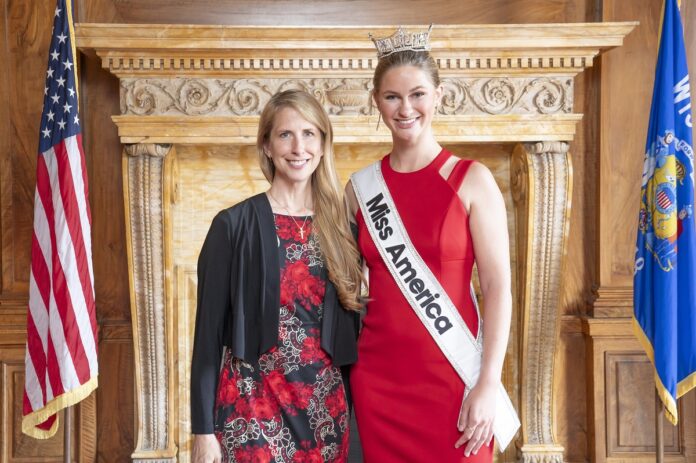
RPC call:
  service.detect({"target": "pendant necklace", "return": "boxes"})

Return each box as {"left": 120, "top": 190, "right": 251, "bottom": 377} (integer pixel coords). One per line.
{"left": 267, "top": 191, "right": 311, "bottom": 239}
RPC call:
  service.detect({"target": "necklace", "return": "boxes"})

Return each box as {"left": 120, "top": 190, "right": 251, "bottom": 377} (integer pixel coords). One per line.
{"left": 267, "top": 191, "right": 311, "bottom": 240}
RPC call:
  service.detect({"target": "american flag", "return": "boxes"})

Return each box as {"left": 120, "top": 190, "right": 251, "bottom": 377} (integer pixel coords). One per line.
{"left": 22, "top": 0, "right": 98, "bottom": 439}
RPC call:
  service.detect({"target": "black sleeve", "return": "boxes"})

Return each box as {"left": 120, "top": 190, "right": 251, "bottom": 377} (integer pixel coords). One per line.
{"left": 190, "top": 212, "right": 233, "bottom": 434}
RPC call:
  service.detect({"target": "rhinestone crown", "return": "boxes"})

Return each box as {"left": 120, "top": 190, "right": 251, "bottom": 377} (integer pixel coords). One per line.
{"left": 369, "top": 25, "right": 433, "bottom": 59}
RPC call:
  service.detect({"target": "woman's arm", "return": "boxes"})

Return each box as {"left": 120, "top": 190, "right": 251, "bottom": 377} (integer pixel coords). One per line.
{"left": 454, "top": 161, "right": 512, "bottom": 456}
{"left": 190, "top": 212, "right": 234, "bottom": 461}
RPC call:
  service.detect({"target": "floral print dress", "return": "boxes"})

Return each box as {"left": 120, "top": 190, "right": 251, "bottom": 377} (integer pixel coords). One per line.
{"left": 213, "top": 215, "right": 349, "bottom": 463}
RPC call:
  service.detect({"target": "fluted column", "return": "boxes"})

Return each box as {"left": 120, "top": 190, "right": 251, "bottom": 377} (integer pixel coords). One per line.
{"left": 124, "top": 143, "right": 177, "bottom": 463}
{"left": 511, "top": 141, "right": 572, "bottom": 463}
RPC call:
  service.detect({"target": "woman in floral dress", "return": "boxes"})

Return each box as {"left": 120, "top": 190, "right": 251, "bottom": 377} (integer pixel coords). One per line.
{"left": 191, "top": 90, "right": 363, "bottom": 463}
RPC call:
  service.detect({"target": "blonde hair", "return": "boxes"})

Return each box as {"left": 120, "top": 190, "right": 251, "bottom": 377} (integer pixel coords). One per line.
{"left": 257, "top": 89, "right": 363, "bottom": 311}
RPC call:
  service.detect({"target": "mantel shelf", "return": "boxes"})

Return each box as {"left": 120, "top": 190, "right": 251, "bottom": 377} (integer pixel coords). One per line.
{"left": 113, "top": 114, "right": 583, "bottom": 144}
{"left": 75, "top": 22, "right": 637, "bottom": 78}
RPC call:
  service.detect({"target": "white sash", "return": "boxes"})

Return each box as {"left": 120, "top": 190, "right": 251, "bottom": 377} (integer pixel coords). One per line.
{"left": 351, "top": 162, "right": 520, "bottom": 450}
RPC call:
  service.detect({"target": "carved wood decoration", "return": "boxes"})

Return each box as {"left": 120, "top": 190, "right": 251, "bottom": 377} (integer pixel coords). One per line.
{"left": 75, "top": 23, "right": 635, "bottom": 463}
{"left": 582, "top": 318, "right": 696, "bottom": 463}
{"left": 512, "top": 142, "right": 572, "bottom": 463}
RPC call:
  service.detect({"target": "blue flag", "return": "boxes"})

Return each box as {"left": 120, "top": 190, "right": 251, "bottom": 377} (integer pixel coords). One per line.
{"left": 634, "top": 0, "right": 696, "bottom": 425}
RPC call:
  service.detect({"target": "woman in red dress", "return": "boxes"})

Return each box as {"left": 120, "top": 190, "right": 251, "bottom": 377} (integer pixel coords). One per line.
{"left": 347, "top": 29, "right": 515, "bottom": 462}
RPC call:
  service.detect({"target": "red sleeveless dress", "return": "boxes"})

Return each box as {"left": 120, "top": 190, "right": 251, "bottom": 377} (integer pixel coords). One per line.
{"left": 351, "top": 148, "right": 494, "bottom": 462}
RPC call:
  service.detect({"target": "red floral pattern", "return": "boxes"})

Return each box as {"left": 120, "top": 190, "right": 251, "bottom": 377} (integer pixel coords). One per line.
{"left": 274, "top": 214, "right": 310, "bottom": 244}
{"left": 212, "top": 216, "right": 348, "bottom": 463}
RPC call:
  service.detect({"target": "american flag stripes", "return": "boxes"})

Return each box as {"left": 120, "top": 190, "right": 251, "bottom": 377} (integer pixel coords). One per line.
{"left": 22, "top": 0, "right": 98, "bottom": 438}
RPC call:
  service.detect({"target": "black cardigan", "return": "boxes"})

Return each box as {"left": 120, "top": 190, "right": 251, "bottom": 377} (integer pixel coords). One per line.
{"left": 190, "top": 193, "right": 360, "bottom": 434}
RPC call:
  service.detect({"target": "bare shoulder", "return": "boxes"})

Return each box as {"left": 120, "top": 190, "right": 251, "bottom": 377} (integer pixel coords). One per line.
{"left": 458, "top": 161, "right": 503, "bottom": 211}
{"left": 344, "top": 179, "right": 359, "bottom": 221}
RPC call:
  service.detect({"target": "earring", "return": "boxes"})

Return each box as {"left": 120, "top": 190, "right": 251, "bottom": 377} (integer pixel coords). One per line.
{"left": 376, "top": 112, "right": 382, "bottom": 131}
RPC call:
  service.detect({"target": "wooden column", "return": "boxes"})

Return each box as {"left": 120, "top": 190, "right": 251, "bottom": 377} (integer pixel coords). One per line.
{"left": 513, "top": 142, "right": 572, "bottom": 463}
{"left": 123, "top": 143, "right": 177, "bottom": 462}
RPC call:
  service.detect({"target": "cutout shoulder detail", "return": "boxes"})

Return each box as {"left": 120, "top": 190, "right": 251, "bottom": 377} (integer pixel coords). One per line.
{"left": 446, "top": 158, "right": 475, "bottom": 191}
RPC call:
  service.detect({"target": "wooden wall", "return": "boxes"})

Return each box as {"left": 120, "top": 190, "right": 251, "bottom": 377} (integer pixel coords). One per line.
{"left": 586, "top": 1, "right": 696, "bottom": 462}
{"left": 0, "top": 0, "right": 693, "bottom": 462}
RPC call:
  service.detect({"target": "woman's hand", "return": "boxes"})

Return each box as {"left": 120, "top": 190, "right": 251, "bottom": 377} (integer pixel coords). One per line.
{"left": 192, "top": 434, "right": 222, "bottom": 463}
{"left": 455, "top": 379, "right": 497, "bottom": 457}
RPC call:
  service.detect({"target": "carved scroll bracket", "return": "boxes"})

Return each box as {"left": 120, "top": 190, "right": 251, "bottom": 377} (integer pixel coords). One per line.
{"left": 125, "top": 143, "right": 172, "bottom": 157}
{"left": 512, "top": 141, "right": 572, "bottom": 463}
{"left": 124, "top": 143, "right": 177, "bottom": 463}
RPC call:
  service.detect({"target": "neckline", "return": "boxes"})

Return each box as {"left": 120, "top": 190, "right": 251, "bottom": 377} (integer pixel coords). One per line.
{"left": 273, "top": 212, "right": 313, "bottom": 219}
{"left": 382, "top": 147, "right": 448, "bottom": 175}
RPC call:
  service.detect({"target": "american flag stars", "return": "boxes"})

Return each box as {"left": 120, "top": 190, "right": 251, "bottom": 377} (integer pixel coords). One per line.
{"left": 39, "top": 4, "right": 79, "bottom": 154}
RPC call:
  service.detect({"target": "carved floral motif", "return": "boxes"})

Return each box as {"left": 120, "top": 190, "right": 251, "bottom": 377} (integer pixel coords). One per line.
{"left": 120, "top": 77, "right": 572, "bottom": 117}
{"left": 121, "top": 78, "right": 372, "bottom": 116}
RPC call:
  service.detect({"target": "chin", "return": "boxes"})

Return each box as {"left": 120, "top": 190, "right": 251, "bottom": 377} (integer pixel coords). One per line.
{"left": 393, "top": 130, "right": 422, "bottom": 143}
{"left": 278, "top": 170, "right": 314, "bottom": 185}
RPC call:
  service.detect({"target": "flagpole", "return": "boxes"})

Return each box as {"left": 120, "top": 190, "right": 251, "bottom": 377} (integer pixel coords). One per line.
{"left": 64, "top": 405, "right": 72, "bottom": 463}
{"left": 655, "top": 391, "right": 664, "bottom": 463}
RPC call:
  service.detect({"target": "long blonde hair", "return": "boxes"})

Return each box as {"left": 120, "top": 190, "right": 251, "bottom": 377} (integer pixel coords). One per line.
{"left": 257, "top": 89, "right": 363, "bottom": 311}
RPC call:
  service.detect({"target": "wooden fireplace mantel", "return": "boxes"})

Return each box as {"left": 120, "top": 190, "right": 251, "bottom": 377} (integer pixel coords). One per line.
{"left": 75, "top": 22, "right": 636, "bottom": 463}
{"left": 76, "top": 23, "right": 637, "bottom": 145}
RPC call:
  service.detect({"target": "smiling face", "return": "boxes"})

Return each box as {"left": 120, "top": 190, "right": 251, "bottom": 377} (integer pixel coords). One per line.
{"left": 264, "top": 106, "right": 324, "bottom": 187}
{"left": 375, "top": 65, "right": 442, "bottom": 145}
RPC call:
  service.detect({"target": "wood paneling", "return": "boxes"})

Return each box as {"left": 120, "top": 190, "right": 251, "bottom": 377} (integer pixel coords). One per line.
{"left": 0, "top": 347, "right": 97, "bottom": 463}
{"left": 585, "top": 318, "right": 696, "bottom": 463}
{"left": 597, "top": 0, "right": 662, "bottom": 295}
{"left": 6, "top": 361, "right": 66, "bottom": 461}
{"left": 80, "top": 0, "right": 574, "bottom": 25}
{"left": 1, "top": 0, "right": 54, "bottom": 296}
{"left": 606, "top": 353, "right": 679, "bottom": 453}
{"left": 0, "top": 0, "right": 11, "bottom": 294}
{"left": 96, "top": 323, "right": 135, "bottom": 463}
{"left": 555, "top": 316, "right": 589, "bottom": 463}
{"left": 80, "top": 46, "right": 131, "bottom": 324}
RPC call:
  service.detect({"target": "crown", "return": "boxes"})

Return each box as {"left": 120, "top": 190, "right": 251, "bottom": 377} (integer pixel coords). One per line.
{"left": 369, "top": 25, "right": 433, "bottom": 59}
